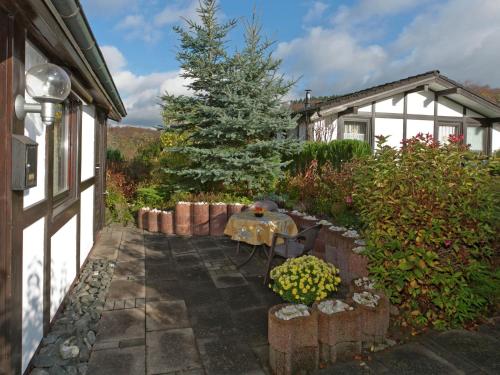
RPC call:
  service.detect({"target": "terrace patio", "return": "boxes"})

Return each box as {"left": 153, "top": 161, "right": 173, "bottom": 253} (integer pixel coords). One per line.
{"left": 31, "top": 225, "right": 500, "bottom": 375}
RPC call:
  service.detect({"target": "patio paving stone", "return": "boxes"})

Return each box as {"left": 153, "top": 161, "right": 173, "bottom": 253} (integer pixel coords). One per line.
{"left": 82, "top": 228, "right": 499, "bottom": 375}
{"left": 146, "top": 279, "right": 185, "bottom": 301}
{"left": 146, "top": 300, "right": 190, "bottom": 331}
{"left": 209, "top": 270, "right": 248, "bottom": 288}
{"left": 95, "top": 308, "right": 145, "bottom": 344}
{"left": 197, "top": 336, "right": 265, "bottom": 375}
{"left": 145, "top": 262, "right": 178, "bottom": 280}
{"left": 87, "top": 345, "right": 145, "bottom": 375}
{"left": 147, "top": 328, "right": 202, "bottom": 374}
{"left": 107, "top": 278, "right": 146, "bottom": 299}
{"left": 113, "top": 260, "right": 145, "bottom": 279}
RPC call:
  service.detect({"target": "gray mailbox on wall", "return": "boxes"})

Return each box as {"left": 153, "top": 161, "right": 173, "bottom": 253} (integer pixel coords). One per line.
{"left": 12, "top": 134, "right": 38, "bottom": 191}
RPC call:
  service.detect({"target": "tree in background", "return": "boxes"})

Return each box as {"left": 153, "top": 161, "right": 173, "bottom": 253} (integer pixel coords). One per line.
{"left": 161, "top": 1, "right": 299, "bottom": 195}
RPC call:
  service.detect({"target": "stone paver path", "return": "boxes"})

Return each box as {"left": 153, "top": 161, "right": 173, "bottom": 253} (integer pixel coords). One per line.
{"left": 85, "top": 225, "right": 500, "bottom": 375}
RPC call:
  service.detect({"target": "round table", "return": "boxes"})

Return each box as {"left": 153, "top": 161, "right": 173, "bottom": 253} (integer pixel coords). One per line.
{"left": 224, "top": 211, "right": 298, "bottom": 246}
{"left": 224, "top": 211, "right": 298, "bottom": 268}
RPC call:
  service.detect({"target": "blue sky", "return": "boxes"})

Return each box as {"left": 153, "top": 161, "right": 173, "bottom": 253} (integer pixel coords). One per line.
{"left": 80, "top": 0, "right": 500, "bottom": 126}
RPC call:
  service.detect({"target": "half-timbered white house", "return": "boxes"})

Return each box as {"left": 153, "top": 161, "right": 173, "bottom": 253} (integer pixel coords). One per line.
{"left": 294, "top": 71, "right": 500, "bottom": 154}
{"left": 0, "top": 1, "right": 126, "bottom": 374}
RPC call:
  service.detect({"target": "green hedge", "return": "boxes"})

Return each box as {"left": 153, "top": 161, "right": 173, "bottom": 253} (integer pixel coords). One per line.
{"left": 289, "top": 140, "right": 371, "bottom": 172}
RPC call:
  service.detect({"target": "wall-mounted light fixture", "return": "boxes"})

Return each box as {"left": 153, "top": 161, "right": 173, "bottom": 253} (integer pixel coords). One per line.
{"left": 15, "top": 63, "right": 71, "bottom": 126}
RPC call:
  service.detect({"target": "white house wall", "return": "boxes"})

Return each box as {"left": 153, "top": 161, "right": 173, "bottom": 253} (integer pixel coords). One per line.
{"left": 50, "top": 216, "right": 77, "bottom": 320}
{"left": 437, "top": 97, "right": 463, "bottom": 117}
{"left": 81, "top": 105, "right": 95, "bottom": 182}
{"left": 407, "top": 119, "right": 435, "bottom": 139}
{"left": 358, "top": 104, "right": 372, "bottom": 113}
{"left": 407, "top": 91, "right": 434, "bottom": 115}
{"left": 375, "top": 93, "right": 404, "bottom": 114}
{"left": 80, "top": 185, "right": 95, "bottom": 265}
{"left": 374, "top": 118, "right": 404, "bottom": 148}
{"left": 493, "top": 124, "right": 500, "bottom": 152}
{"left": 22, "top": 217, "right": 45, "bottom": 373}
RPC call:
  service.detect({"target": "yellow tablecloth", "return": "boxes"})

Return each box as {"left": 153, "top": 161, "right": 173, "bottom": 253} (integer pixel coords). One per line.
{"left": 224, "top": 211, "right": 298, "bottom": 247}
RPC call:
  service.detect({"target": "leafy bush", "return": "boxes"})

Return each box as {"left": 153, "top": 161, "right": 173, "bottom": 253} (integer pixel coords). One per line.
{"left": 289, "top": 140, "right": 371, "bottom": 173}
{"left": 353, "top": 134, "right": 499, "bottom": 328}
{"left": 107, "top": 148, "right": 124, "bottom": 162}
{"left": 278, "top": 160, "right": 361, "bottom": 227}
{"left": 105, "top": 183, "right": 133, "bottom": 225}
{"left": 164, "top": 191, "right": 253, "bottom": 209}
{"left": 269, "top": 255, "right": 341, "bottom": 305}
{"left": 134, "top": 186, "right": 168, "bottom": 210}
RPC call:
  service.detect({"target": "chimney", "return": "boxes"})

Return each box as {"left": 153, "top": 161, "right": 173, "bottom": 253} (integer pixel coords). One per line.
{"left": 304, "top": 89, "right": 311, "bottom": 109}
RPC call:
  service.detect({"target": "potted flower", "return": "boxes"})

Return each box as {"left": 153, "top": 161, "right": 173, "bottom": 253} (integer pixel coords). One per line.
{"left": 268, "top": 256, "right": 341, "bottom": 374}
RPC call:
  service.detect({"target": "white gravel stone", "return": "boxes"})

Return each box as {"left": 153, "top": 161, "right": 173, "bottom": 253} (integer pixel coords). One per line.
{"left": 59, "top": 338, "right": 80, "bottom": 359}
{"left": 355, "top": 239, "right": 366, "bottom": 246}
{"left": 317, "top": 220, "right": 332, "bottom": 226}
{"left": 353, "top": 291, "right": 380, "bottom": 308}
{"left": 354, "top": 277, "right": 375, "bottom": 290}
{"left": 275, "top": 304, "right": 310, "bottom": 320}
{"left": 328, "top": 225, "right": 347, "bottom": 232}
{"left": 303, "top": 215, "right": 317, "bottom": 220}
{"left": 318, "top": 299, "right": 353, "bottom": 314}
{"left": 352, "top": 246, "right": 366, "bottom": 254}
{"left": 343, "top": 229, "right": 360, "bottom": 238}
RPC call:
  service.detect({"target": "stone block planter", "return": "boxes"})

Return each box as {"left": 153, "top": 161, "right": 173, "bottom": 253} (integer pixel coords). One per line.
{"left": 314, "top": 299, "right": 361, "bottom": 364}
{"left": 349, "top": 277, "right": 376, "bottom": 294}
{"left": 323, "top": 226, "right": 346, "bottom": 269}
{"left": 268, "top": 304, "right": 318, "bottom": 375}
{"left": 147, "top": 209, "right": 160, "bottom": 233}
{"left": 209, "top": 203, "right": 227, "bottom": 236}
{"left": 175, "top": 202, "right": 192, "bottom": 236}
{"left": 312, "top": 224, "right": 330, "bottom": 260}
{"left": 227, "top": 203, "right": 245, "bottom": 217}
{"left": 160, "top": 211, "right": 174, "bottom": 235}
{"left": 192, "top": 202, "right": 210, "bottom": 236}
{"left": 351, "top": 291, "right": 390, "bottom": 345}
{"left": 137, "top": 207, "right": 149, "bottom": 230}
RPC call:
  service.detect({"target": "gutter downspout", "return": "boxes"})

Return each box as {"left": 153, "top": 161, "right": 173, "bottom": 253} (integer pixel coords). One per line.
{"left": 49, "top": 0, "right": 127, "bottom": 118}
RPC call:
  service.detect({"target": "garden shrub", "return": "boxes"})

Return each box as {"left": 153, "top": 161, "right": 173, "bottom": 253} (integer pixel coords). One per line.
{"left": 134, "top": 186, "right": 168, "bottom": 210}
{"left": 353, "top": 134, "right": 499, "bottom": 329}
{"left": 107, "top": 148, "right": 124, "bottom": 162}
{"left": 105, "top": 183, "right": 133, "bottom": 225}
{"left": 289, "top": 139, "right": 371, "bottom": 173}
{"left": 269, "top": 255, "right": 341, "bottom": 305}
{"left": 278, "top": 159, "right": 361, "bottom": 227}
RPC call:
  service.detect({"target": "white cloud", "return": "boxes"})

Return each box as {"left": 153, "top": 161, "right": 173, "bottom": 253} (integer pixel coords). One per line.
{"left": 115, "top": 0, "right": 199, "bottom": 43}
{"left": 102, "top": 45, "right": 192, "bottom": 126}
{"left": 101, "top": 45, "right": 127, "bottom": 73}
{"left": 278, "top": 0, "right": 500, "bottom": 99}
{"left": 303, "top": 2, "right": 329, "bottom": 23}
{"left": 154, "top": 0, "right": 199, "bottom": 26}
{"left": 277, "top": 27, "right": 387, "bottom": 95}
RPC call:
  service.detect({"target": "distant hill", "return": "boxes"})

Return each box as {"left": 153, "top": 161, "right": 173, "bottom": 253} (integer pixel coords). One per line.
{"left": 464, "top": 83, "right": 500, "bottom": 104}
{"left": 107, "top": 126, "right": 161, "bottom": 160}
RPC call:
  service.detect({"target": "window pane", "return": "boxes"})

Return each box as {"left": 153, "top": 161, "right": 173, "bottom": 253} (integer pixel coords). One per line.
{"left": 467, "top": 127, "right": 485, "bottom": 152}
{"left": 438, "top": 125, "right": 456, "bottom": 144}
{"left": 53, "top": 104, "right": 69, "bottom": 196}
{"left": 344, "top": 121, "right": 367, "bottom": 141}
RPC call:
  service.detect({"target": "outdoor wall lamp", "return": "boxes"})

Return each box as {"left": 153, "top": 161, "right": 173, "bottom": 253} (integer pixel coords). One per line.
{"left": 15, "top": 63, "right": 71, "bottom": 126}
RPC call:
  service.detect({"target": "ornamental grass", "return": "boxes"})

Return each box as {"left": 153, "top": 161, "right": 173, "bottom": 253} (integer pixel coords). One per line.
{"left": 270, "top": 255, "right": 341, "bottom": 305}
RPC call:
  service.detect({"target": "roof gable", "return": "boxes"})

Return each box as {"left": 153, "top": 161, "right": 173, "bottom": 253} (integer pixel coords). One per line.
{"left": 297, "top": 71, "right": 500, "bottom": 118}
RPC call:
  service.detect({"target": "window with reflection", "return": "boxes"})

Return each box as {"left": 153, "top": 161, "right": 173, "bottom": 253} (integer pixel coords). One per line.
{"left": 466, "top": 126, "right": 486, "bottom": 153}
{"left": 53, "top": 103, "right": 70, "bottom": 197}
{"left": 344, "top": 120, "right": 368, "bottom": 142}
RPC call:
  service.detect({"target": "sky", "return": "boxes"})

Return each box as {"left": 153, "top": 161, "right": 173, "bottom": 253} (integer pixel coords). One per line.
{"left": 80, "top": 0, "right": 500, "bottom": 127}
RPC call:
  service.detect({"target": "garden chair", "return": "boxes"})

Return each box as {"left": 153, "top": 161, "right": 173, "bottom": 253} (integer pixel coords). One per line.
{"left": 264, "top": 224, "right": 322, "bottom": 285}
{"left": 246, "top": 200, "right": 279, "bottom": 212}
